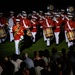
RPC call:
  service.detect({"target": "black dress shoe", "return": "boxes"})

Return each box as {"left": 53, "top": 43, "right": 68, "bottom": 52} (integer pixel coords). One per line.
{"left": 44, "top": 40, "right": 47, "bottom": 42}
{"left": 47, "top": 45, "right": 50, "bottom": 47}
{"left": 12, "top": 40, "right": 14, "bottom": 42}
{"left": 10, "top": 40, "right": 14, "bottom": 42}
{"left": 56, "top": 44, "right": 59, "bottom": 46}
{"left": 65, "top": 42, "right": 68, "bottom": 44}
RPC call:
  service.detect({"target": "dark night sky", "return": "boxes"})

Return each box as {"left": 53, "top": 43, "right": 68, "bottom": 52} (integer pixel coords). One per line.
{"left": 0, "top": 0, "right": 75, "bottom": 14}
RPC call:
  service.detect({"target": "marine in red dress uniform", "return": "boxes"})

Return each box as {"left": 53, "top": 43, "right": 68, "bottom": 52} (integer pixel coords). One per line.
{"left": 21, "top": 13, "right": 31, "bottom": 32}
{"left": 64, "top": 15, "right": 75, "bottom": 47}
{"left": 53, "top": 14, "right": 63, "bottom": 45}
{"left": 30, "top": 16, "right": 38, "bottom": 43}
{"left": 0, "top": 13, "right": 7, "bottom": 43}
{"left": 12, "top": 19, "right": 24, "bottom": 55}
{"left": 43, "top": 12, "right": 54, "bottom": 46}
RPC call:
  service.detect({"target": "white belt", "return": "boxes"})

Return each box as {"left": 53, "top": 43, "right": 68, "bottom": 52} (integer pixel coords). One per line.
{"left": 40, "top": 26, "right": 43, "bottom": 28}
{"left": 56, "top": 26, "right": 60, "bottom": 28}
{"left": 33, "top": 27, "right": 36, "bottom": 28}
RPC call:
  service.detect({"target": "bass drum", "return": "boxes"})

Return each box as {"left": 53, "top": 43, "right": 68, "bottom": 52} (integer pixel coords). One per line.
{"left": 45, "top": 27, "right": 53, "bottom": 38}
{"left": 66, "top": 30, "right": 75, "bottom": 41}
{"left": 0, "top": 27, "right": 7, "bottom": 39}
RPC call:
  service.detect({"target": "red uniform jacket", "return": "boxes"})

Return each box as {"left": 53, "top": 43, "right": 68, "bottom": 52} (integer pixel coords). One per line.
{"left": 64, "top": 20, "right": 75, "bottom": 32}
{"left": 54, "top": 19, "right": 62, "bottom": 32}
{"left": 30, "top": 20, "right": 38, "bottom": 32}
{"left": 21, "top": 18, "right": 31, "bottom": 30}
{"left": 43, "top": 17, "right": 54, "bottom": 29}
{"left": 38, "top": 18, "right": 44, "bottom": 29}
{"left": 12, "top": 24, "right": 24, "bottom": 40}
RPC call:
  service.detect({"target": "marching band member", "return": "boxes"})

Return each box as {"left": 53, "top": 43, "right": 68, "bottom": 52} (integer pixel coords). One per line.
{"left": 53, "top": 14, "right": 62, "bottom": 45}
{"left": 64, "top": 15, "right": 75, "bottom": 47}
{"left": 39, "top": 11, "right": 43, "bottom": 16}
{"left": 12, "top": 19, "right": 24, "bottom": 55}
{"left": 21, "top": 11, "right": 26, "bottom": 15}
{"left": 0, "top": 12, "right": 7, "bottom": 43}
{"left": 32, "top": 11, "right": 37, "bottom": 17}
{"left": 36, "top": 11, "right": 44, "bottom": 39}
{"left": 30, "top": 16, "right": 38, "bottom": 43}
{"left": 37, "top": 11, "right": 46, "bottom": 41}
{"left": 8, "top": 11, "right": 16, "bottom": 42}
{"left": 17, "top": 13, "right": 23, "bottom": 19}
{"left": 21, "top": 13, "right": 31, "bottom": 28}
{"left": 64, "top": 12, "right": 75, "bottom": 42}
{"left": 21, "top": 13, "right": 31, "bottom": 34}
{"left": 63, "top": 12, "right": 72, "bottom": 43}
{"left": 32, "top": 11, "right": 38, "bottom": 20}
{"left": 43, "top": 12, "right": 54, "bottom": 46}
{"left": 38, "top": 17, "right": 44, "bottom": 38}
{"left": 60, "top": 9, "right": 65, "bottom": 21}
{"left": 64, "top": 13, "right": 70, "bottom": 43}
{"left": 21, "top": 11, "right": 27, "bottom": 18}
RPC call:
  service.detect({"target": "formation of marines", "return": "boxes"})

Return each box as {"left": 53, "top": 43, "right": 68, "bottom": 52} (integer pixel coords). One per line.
{"left": 0, "top": 5, "right": 75, "bottom": 54}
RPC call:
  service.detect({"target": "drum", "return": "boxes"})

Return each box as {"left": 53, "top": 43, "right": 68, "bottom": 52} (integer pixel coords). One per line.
{"left": 45, "top": 27, "right": 53, "bottom": 38}
{"left": 0, "top": 28, "right": 7, "bottom": 39}
{"left": 66, "top": 31, "right": 75, "bottom": 41}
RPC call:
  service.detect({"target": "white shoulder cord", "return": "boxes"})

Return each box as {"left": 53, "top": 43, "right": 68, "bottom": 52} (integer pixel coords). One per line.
{"left": 67, "top": 21, "right": 72, "bottom": 30}
{"left": 46, "top": 19, "right": 50, "bottom": 27}
{"left": 65, "top": 15, "right": 69, "bottom": 20}
{"left": 23, "top": 20, "right": 28, "bottom": 28}
{"left": 53, "top": 17, "right": 58, "bottom": 23}
{"left": 30, "top": 20, "right": 35, "bottom": 24}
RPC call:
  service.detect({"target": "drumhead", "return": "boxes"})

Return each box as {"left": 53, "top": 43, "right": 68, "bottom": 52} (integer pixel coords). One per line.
{"left": 0, "top": 27, "right": 8, "bottom": 41}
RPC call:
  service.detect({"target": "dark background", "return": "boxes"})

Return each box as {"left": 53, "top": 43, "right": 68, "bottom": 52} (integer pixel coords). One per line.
{"left": 0, "top": 0, "right": 75, "bottom": 14}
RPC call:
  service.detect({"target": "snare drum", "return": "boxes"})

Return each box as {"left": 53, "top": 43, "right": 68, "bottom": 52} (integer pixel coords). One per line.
{"left": 45, "top": 27, "right": 53, "bottom": 38}
{"left": 0, "top": 28, "right": 7, "bottom": 39}
{"left": 66, "top": 30, "right": 75, "bottom": 41}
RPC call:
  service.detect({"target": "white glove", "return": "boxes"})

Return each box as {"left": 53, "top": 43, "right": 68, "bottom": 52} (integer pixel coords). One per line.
{"left": 20, "top": 36, "right": 24, "bottom": 40}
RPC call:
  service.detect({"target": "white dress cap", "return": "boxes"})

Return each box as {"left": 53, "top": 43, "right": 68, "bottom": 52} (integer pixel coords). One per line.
{"left": 68, "top": 15, "right": 73, "bottom": 18}
{"left": 0, "top": 12, "right": 3, "bottom": 15}
{"left": 32, "top": 11, "right": 36, "bottom": 13}
{"left": 10, "top": 11, "right": 14, "bottom": 14}
{"left": 16, "top": 19, "right": 20, "bottom": 22}
{"left": 45, "top": 12, "right": 51, "bottom": 15}
{"left": 39, "top": 11, "right": 43, "bottom": 13}
{"left": 55, "top": 14, "right": 60, "bottom": 17}
{"left": 22, "top": 13, "right": 27, "bottom": 17}
{"left": 32, "top": 16, "right": 37, "bottom": 19}
{"left": 61, "top": 9, "right": 65, "bottom": 12}
{"left": 22, "top": 11, "right": 26, "bottom": 14}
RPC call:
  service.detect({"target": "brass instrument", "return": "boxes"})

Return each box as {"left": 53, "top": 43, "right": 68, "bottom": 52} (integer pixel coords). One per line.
{"left": 67, "top": 6, "right": 74, "bottom": 12}
{"left": 47, "top": 5, "right": 54, "bottom": 11}
{"left": 26, "top": 28, "right": 32, "bottom": 36}
{"left": 49, "top": 5, "right": 54, "bottom": 11}
{"left": 13, "top": 25, "right": 20, "bottom": 37}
